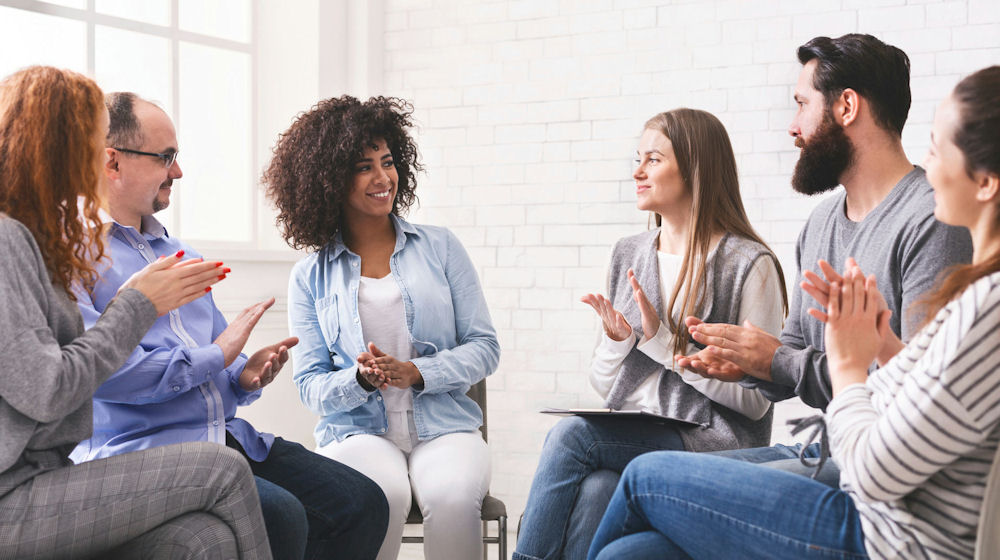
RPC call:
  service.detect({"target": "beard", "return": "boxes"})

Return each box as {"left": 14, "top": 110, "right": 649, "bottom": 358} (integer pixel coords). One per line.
{"left": 152, "top": 182, "right": 171, "bottom": 213}
{"left": 791, "top": 112, "right": 854, "bottom": 195}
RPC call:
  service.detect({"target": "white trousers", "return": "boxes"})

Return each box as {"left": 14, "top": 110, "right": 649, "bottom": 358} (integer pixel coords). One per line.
{"left": 316, "top": 430, "right": 491, "bottom": 560}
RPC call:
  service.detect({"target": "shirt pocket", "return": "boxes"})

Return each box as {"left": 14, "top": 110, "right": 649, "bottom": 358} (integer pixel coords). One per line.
{"left": 315, "top": 294, "right": 342, "bottom": 352}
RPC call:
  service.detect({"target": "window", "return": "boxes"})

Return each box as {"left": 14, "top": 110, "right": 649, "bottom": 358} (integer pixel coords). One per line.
{"left": 0, "top": 0, "right": 256, "bottom": 245}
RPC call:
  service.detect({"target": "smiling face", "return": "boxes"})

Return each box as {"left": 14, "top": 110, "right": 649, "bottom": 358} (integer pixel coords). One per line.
{"left": 925, "top": 94, "right": 981, "bottom": 229}
{"left": 345, "top": 138, "right": 398, "bottom": 220}
{"left": 633, "top": 127, "right": 690, "bottom": 216}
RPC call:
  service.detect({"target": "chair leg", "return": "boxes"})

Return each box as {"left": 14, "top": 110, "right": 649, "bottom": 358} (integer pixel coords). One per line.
{"left": 482, "top": 520, "right": 488, "bottom": 560}
{"left": 498, "top": 515, "right": 507, "bottom": 560}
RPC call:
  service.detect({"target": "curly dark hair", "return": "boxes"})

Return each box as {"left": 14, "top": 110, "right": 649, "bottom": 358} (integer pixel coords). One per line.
{"left": 262, "top": 95, "right": 422, "bottom": 251}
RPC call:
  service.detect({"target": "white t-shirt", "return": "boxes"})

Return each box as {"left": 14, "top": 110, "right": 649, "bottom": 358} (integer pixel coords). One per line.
{"left": 358, "top": 274, "right": 418, "bottom": 449}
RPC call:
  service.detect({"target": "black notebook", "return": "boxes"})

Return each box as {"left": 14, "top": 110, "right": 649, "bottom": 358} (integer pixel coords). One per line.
{"left": 540, "top": 408, "right": 700, "bottom": 428}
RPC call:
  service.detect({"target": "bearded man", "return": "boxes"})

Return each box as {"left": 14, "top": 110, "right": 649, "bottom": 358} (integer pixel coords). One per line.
{"left": 674, "top": 34, "right": 973, "bottom": 485}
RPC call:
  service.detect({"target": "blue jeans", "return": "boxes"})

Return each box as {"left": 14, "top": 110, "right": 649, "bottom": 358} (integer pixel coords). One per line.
{"left": 228, "top": 435, "right": 389, "bottom": 560}
{"left": 514, "top": 415, "right": 685, "bottom": 560}
{"left": 708, "top": 442, "right": 841, "bottom": 488}
{"left": 588, "top": 452, "right": 868, "bottom": 560}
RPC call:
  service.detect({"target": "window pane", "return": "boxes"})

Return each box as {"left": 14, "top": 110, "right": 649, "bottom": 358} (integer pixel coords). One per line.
{"left": 177, "top": 42, "right": 252, "bottom": 242}
{"left": 95, "top": 0, "right": 170, "bottom": 26}
{"left": 95, "top": 26, "right": 171, "bottom": 110}
{"left": 179, "top": 0, "right": 251, "bottom": 43}
{"left": 0, "top": 6, "right": 86, "bottom": 79}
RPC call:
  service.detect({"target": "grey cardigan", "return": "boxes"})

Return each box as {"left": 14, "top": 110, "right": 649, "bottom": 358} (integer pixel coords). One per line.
{"left": 0, "top": 216, "right": 156, "bottom": 496}
{"left": 604, "top": 229, "right": 777, "bottom": 452}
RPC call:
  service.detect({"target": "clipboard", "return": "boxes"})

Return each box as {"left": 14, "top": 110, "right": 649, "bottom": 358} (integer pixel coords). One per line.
{"left": 539, "top": 408, "right": 701, "bottom": 428}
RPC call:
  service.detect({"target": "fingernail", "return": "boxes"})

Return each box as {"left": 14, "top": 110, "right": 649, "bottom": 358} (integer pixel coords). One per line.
{"left": 215, "top": 262, "right": 224, "bottom": 267}
{"left": 205, "top": 287, "right": 212, "bottom": 292}
{"left": 218, "top": 274, "right": 226, "bottom": 280}
{"left": 175, "top": 250, "right": 184, "bottom": 258}
{"left": 223, "top": 267, "right": 231, "bottom": 273}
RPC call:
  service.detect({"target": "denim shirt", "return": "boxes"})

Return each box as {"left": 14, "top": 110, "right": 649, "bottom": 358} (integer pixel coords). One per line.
{"left": 70, "top": 216, "right": 272, "bottom": 464}
{"left": 288, "top": 215, "right": 499, "bottom": 446}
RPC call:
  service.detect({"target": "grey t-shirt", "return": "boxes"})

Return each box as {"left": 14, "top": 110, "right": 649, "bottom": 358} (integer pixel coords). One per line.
{"left": 747, "top": 166, "right": 973, "bottom": 410}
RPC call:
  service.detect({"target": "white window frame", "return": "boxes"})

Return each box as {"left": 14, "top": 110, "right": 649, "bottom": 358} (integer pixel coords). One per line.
{"left": 0, "top": 0, "right": 260, "bottom": 251}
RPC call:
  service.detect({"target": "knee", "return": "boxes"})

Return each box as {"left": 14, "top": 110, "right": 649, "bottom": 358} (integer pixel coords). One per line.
{"left": 256, "top": 481, "right": 308, "bottom": 541}
{"left": 579, "top": 469, "right": 620, "bottom": 503}
{"left": 543, "top": 416, "right": 592, "bottom": 455}
{"left": 144, "top": 512, "right": 239, "bottom": 560}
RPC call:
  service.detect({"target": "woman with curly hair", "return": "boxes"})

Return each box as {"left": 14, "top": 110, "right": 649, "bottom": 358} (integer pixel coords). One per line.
{"left": 264, "top": 95, "right": 499, "bottom": 560}
{"left": 0, "top": 66, "right": 270, "bottom": 558}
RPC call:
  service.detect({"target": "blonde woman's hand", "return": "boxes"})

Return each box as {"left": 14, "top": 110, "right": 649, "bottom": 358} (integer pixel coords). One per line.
{"left": 627, "top": 268, "right": 661, "bottom": 341}
{"left": 120, "top": 251, "right": 227, "bottom": 316}
{"left": 580, "top": 293, "right": 632, "bottom": 342}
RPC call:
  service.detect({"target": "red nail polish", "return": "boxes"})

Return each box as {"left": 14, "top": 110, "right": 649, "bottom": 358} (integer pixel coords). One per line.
{"left": 175, "top": 250, "right": 185, "bottom": 258}
{"left": 205, "top": 287, "right": 212, "bottom": 292}
{"left": 223, "top": 267, "right": 231, "bottom": 274}
{"left": 215, "top": 262, "right": 224, "bottom": 267}
{"left": 218, "top": 274, "right": 226, "bottom": 280}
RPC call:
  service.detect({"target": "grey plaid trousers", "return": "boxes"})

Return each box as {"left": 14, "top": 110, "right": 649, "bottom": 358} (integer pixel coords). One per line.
{"left": 0, "top": 441, "right": 271, "bottom": 559}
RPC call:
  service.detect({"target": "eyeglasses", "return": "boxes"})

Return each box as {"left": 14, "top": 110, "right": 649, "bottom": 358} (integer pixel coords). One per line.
{"left": 113, "top": 147, "right": 178, "bottom": 168}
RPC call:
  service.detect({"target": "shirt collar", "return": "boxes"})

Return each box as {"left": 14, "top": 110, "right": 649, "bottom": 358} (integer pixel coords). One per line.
{"left": 106, "top": 213, "right": 170, "bottom": 241}
{"left": 327, "top": 214, "right": 419, "bottom": 261}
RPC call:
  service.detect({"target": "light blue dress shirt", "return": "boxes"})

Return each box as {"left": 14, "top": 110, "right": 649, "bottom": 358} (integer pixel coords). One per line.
{"left": 70, "top": 216, "right": 272, "bottom": 463}
{"left": 288, "top": 215, "right": 500, "bottom": 447}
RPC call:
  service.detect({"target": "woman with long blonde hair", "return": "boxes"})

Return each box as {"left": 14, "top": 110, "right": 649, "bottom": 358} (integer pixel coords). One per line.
{"left": 515, "top": 108, "right": 787, "bottom": 560}
{"left": 0, "top": 66, "right": 270, "bottom": 559}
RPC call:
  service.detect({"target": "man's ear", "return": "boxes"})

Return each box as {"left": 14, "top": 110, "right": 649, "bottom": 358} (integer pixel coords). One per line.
{"left": 104, "top": 147, "right": 120, "bottom": 178}
{"left": 835, "top": 88, "right": 861, "bottom": 128}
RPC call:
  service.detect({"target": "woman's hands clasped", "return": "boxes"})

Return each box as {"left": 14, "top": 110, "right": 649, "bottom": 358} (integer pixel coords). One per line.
{"left": 356, "top": 342, "right": 424, "bottom": 391}
{"left": 120, "top": 251, "right": 228, "bottom": 316}
{"left": 819, "top": 265, "right": 893, "bottom": 395}
{"left": 803, "top": 258, "right": 904, "bottom": 367}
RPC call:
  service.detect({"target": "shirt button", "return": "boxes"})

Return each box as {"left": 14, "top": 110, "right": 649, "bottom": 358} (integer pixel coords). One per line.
{"left": 352, "top": 261, "right": 358, "bottom": 267}
{"left": 213, "top": 420, "right": 219, "bottom": 426}
{"left": 137, "top": 243, "right": 145, "bottom": 250}
{"left": 376, "top": 395, "right": 382, "bottom": 401}
{"left": 173, "top": 386, "right": 180, "bottom": 392}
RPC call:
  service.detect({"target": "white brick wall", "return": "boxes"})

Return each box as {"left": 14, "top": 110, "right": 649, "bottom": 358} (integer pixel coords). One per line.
{"left": 374, "top": 1, "right": 1000, "bottom": 555}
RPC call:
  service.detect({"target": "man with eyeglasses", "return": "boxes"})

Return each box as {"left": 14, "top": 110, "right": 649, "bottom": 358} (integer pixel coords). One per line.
{"left": 70, "top": 92, "right": 389, "bottom": 560}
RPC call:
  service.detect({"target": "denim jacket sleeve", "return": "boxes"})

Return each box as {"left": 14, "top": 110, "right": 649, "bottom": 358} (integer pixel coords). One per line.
{"left": 288, "top": 264, "right": 372, "bottom": 416}
{"left": 411, "top": 230, "right": 500, "bottom": 395}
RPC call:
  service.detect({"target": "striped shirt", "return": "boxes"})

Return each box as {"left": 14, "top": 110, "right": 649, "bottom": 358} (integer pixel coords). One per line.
{"left": 827, "top": 271, "right": 1000, "bottom": 559}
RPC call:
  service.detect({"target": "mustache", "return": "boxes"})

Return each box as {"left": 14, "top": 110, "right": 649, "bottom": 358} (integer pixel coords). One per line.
{"left": 159, "top": 180, "right": 173, "bottom": 189}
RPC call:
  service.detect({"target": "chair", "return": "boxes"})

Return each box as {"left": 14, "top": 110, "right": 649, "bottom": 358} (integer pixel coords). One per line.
{"left": 401, "top": 379, "right": 508, "bottom": 560}
{"left": 975, "top": 443, "right": 1000, "bottom": 559}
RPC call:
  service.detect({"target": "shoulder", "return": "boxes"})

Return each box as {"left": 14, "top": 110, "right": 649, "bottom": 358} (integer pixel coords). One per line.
{"left": 290, "top": 249, "right": 324, "bottom": 278}
{"left": 610, "top": 229, "right": 658, "bottom": 260}
{"left": 0, "top": 215, "right": 45, "bottom": 273}
{"left": 715, "top": 234, "right": 773, "bottom": 263}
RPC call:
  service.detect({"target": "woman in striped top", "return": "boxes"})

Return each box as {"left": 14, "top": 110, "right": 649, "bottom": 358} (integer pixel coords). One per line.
{"left": 586, "top": 65, "right": 1000, "bottom": 560}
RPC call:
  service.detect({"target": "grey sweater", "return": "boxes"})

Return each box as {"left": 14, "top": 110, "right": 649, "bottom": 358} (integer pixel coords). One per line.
{"left": 0, "top": 216, "right": 156, "bottom": 496}
{"left": 747, "top": 166, "right": 973, "bottom": 410}
{"left": 605, "top": 230, "right": 778, "bottom": 452}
